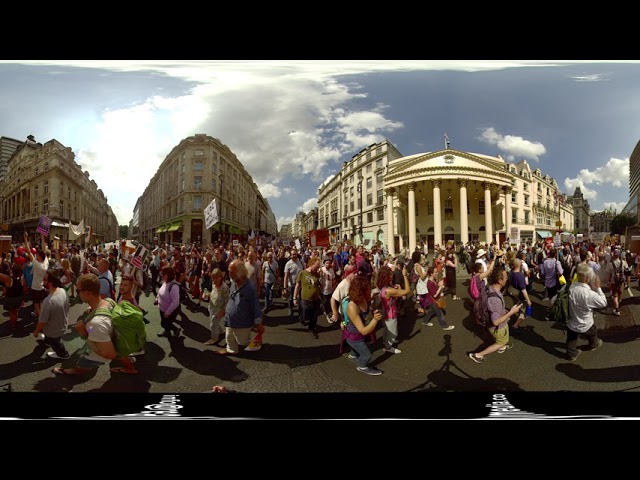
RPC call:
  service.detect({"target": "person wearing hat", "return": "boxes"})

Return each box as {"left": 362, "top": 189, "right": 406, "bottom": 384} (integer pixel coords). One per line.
{"left": 475, "top": 248, "right": 488, "bottom": 274}
{"left": 606, "top": 249, "right": 628, "bottom": 316}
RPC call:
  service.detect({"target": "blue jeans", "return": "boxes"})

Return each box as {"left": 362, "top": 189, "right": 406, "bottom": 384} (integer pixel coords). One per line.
{"left": 345, "top": 338, "right": 372, "bottom": 369}
{"left": 264, "top": 282, "right": 274, "bottom": 307}
{"left": 425, "top": 303, "right": 448, "bottom": 328}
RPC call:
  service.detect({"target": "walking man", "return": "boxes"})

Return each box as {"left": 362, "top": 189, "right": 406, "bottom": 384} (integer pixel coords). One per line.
{"left": 565, "top": 263, "right": 607, "bottom": 361}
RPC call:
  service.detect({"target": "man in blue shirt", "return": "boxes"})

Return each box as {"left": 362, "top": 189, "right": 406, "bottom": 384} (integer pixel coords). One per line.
{"left": 214, "top": 259, "right": 264, "bottom": 356}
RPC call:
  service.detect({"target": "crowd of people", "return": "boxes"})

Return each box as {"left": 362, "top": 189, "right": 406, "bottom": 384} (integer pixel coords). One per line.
{"left": 1, "top": 233, "right": 636, "bottom": 379}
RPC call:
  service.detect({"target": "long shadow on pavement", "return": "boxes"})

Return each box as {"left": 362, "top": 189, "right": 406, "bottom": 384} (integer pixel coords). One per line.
{"left": 556, "top": 362, "right": 640, "bottom": 384}
{"left": 0, "top": 342, "right": 60, "bottom": 380}
{"left": 405, "top": 334, "right": 526, "bottom": 392}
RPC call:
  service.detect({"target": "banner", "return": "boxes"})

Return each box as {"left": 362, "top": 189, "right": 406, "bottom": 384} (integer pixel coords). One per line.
{"left": 36, "top": 215, "right": 51, "bottom": 235}
{"left": 131, "top": 244, "right": 149, "bottom": 269}
{"left": 509, "top": 227, "right": 519, "bottom": 245}
{"left": 204, "top": 199, "right": 219, "bottom": 230}
{"left": 69, "top": 219, "right": 85, "bottom": 240}
{"left": 308, "top": 229, "right": 330, "bottom": 248}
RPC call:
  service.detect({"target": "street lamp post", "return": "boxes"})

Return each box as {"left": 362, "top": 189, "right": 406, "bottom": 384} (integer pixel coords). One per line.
{"left": 357, "top": 170, "right": 363, "bottom": 245}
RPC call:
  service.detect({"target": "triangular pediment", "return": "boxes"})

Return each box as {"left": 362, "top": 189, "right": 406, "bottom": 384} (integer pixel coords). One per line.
{"left": 385, "top": 149, "right": 513, "bottom": 186}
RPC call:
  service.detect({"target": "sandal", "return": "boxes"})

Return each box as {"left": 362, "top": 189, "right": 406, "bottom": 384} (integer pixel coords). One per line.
{"left": 52, "top": 367, "right": 90, "bottom": 375}
{"left": 110, "top": 367, "right": 139, "bottom": 374}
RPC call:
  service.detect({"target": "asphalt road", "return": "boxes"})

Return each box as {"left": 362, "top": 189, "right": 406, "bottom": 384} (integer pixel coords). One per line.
{"left": 1, "top": 272, "right": 640, "bottom": 394}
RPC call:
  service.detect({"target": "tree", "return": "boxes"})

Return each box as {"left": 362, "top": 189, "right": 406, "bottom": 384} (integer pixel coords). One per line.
{"left": 610, "top": 213, "right": 635, "bottom": 235}
{"left": 119, "top": 225, "right": 129, "bottom": 238}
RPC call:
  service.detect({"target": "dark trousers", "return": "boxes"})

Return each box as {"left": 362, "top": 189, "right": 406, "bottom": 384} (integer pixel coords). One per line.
{"left": 44, "top": 335, "right": 68, "bottom": 357}
{"left": 160, "top": 308, "right": 180, "bottom": 333}
{"left": 566, "top": 324, "right": 599, "bottom": 358}
{"left": 301, "top": 299, "right": 320, "bottom": 331}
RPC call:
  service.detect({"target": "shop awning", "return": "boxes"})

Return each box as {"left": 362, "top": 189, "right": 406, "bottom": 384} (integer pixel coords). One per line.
{"left": 51, "top": 221, "right": 69, "bottom": 228}
{"left": 536, "top": 230, "right": 553, "bottom": 239}
{"left": 166, "top": 221, "right": 182, "bottom": 232}
{"left": 156, "top": 224, "right": 169, "bottom": 233}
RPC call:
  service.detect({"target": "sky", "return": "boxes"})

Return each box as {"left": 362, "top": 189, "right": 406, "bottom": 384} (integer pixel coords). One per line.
{"left": 0, "top": 60, "right": 637, "bottom": 228}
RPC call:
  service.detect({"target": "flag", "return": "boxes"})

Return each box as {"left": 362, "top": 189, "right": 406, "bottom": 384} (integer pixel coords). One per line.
{"left": 69, "top": 219, "right": 85, "bottom": 240}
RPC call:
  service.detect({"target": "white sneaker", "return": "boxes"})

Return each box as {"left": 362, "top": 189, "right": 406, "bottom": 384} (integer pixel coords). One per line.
{"left": 36, "top": 333, "right": 45, "bottom": 340}
{"left": 442, "top": 325, "right": 455, "bottom": 331}
{"left": 383, "top": 347, "right": 402, "bottom": 354}
{"left": 129, "top": 349, "right": 145, "bottom": 356}
{"left": 47, "top": 351, "right": 70, "bottom": 360}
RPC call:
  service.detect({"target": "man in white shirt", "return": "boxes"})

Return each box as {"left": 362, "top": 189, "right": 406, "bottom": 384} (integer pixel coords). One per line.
{"left": 565, "top": 263, "right": 607, "bottom": 361}
{"left": 24, "top": 232, "right": 49, "bottom": 320}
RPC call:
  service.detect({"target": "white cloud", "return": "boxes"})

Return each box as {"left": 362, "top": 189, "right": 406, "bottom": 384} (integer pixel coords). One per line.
{"left": 259, "top": 184, "right": 282, "bottom": 198}
{"left": 277, "top": 216, "right": 294, "bottom": 229}
{"left": 564, "top": 157, "right": 629, "bottom": 200}
{"left": 298, "top": 198, "right": 318, "bottom": 213}
{"left": 570, "top": 74, "right": 608, "bottom": 82}
{"left": 478, "top": 127, "right": 546, "bottom": 162}
{"left": 602, "top": 202, "right": 627, "bottom": 214}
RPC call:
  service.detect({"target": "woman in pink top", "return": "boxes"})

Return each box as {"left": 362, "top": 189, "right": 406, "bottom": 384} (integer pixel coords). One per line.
{"left": 376, "top": 265, "right": 411, "bottom": 354}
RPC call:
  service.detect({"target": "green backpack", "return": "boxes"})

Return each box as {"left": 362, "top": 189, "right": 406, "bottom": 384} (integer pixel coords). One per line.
{"left": 91, "top": 298, "right": 147, "bottom": 357}
{"left": 549, "top": 284, "right": 571, "bottom": 325}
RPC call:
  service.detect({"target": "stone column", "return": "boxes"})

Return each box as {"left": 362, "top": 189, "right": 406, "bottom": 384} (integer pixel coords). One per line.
{"left": 483, "top": 182, "right": 493, "bottom": 245}
{"left": 432, "top": 179, "right": 442, "bottom": 249}
{"left": 408, "top": 182, "right": 417, "bottom": 253}
{"left": 504, "top": 186, "right": 512, "bottom": 247}
{"left": 458, "top": 179, "right": 468, "bottom": 245}
{"left": 385, "top": 187, "right": 395, "bottom": 256}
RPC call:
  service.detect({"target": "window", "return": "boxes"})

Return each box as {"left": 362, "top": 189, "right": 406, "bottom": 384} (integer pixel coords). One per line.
{"left": 376, "top": 173, "right": 383, "bottom": 184}
{"left": 181, "top": 163, "right": 185, "bottom": 174}
{"left": 181, "top": 179, "right": 185, "bottom": 191}
{"left": 377, "top": 190, "right": 384, "bottom": 205}
{"left": 367, "top": 193, "right": 372, "bottom": 206}
{"left": 35, "top": 167, "right": 39, "bottom": 176}
{"left": 524, "top": 211, "right": 530, "bottom": 224}
{"left": 444, "top": 198, "right": 453, "bottom": 220}
{"left": 511, "top": 192, "right": 517, "bottom": 203}
{"left": 350, "top": 187, "right": 354, "bottom": 197}
{"left": 60, "top": 181, "right": 64, "bottom": 195}
{"left": 193, "top": 195, "right": 202, "bottom": 210}
{"left": 60, "top": 200, "right": 64, "bottom": 218}
{"left": 366, "top": 177, "right": 372, "bottom": 189}
{"left": 376, "top": 147, "right": 382, "bottom": 156}
{"left": 34, "top": 202, "right": 38, "bottom": 215}
{"left": 366, "top": 164, "right": 372, "bottom": 173}
{"left": 524, "top": 195, "right": 529, "bottom": 206}
{"left": 350, "top": 201, "right": 354, "bottom": 212}
{"left": 331, "top": 212, "right": 337, "bottom": 224}
{"left": 537, "top": 212, "right": 543, "bottom": 225}
{"left": 212, "top": 163, "right": 217, "bottom": 175}
{"left": 44, "top": 198, "right": 48, "bottom": 212}
{"left": 344, "top": 205, "right": 348, "bottom": 216}
{"left": 524, "top": 183, "right": 528, "bottom": 191}
{"left": 68, "top": 186, "right": 71, "bottom": 199}
{"left": 211, "top": 178, "right": 217, "bottom": 191}
{"left": 512, "top": 208, "right": 517, "bottom": 223}
{"left": 35, "top": 185, "right": 39, "bottom": 198}
{"left": 44, "top": 181, "right": 48, "bottom": 194}
{"left": 546, "top": 216, "right": 551, "bottom": 226}
{"left": 427, "top": 200, "right": 434, "bottom": 215}
{"left": 194, "top": 161, "right": 204, "bottom": 171}
{"left": 44, "top": 163, "right": 48, "bottom": 170}
{"left": 74, "top": 206, "right": 77, "bottom": 220}
{"left": 377, "top": 209, "right": 384, "bottom": 221}
{"left": 367, "top": 212, "right": 373, "bottom": 223}
{"left": 350, "top": 175, "right": 354, "bottom": 184}
{"left": 194, "top": 176, "right": 202, "bottom": 190}
{"left": 479, "top": 200, "right": 485, "bottom": 215}
{"left": 376, "top": 159, "right": 383, "bottom": 170}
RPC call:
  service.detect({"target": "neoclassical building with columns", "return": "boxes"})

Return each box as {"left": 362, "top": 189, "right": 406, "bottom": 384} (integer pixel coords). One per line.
{"left": 383, "top": 148, "right": 574, "bottom": 255}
